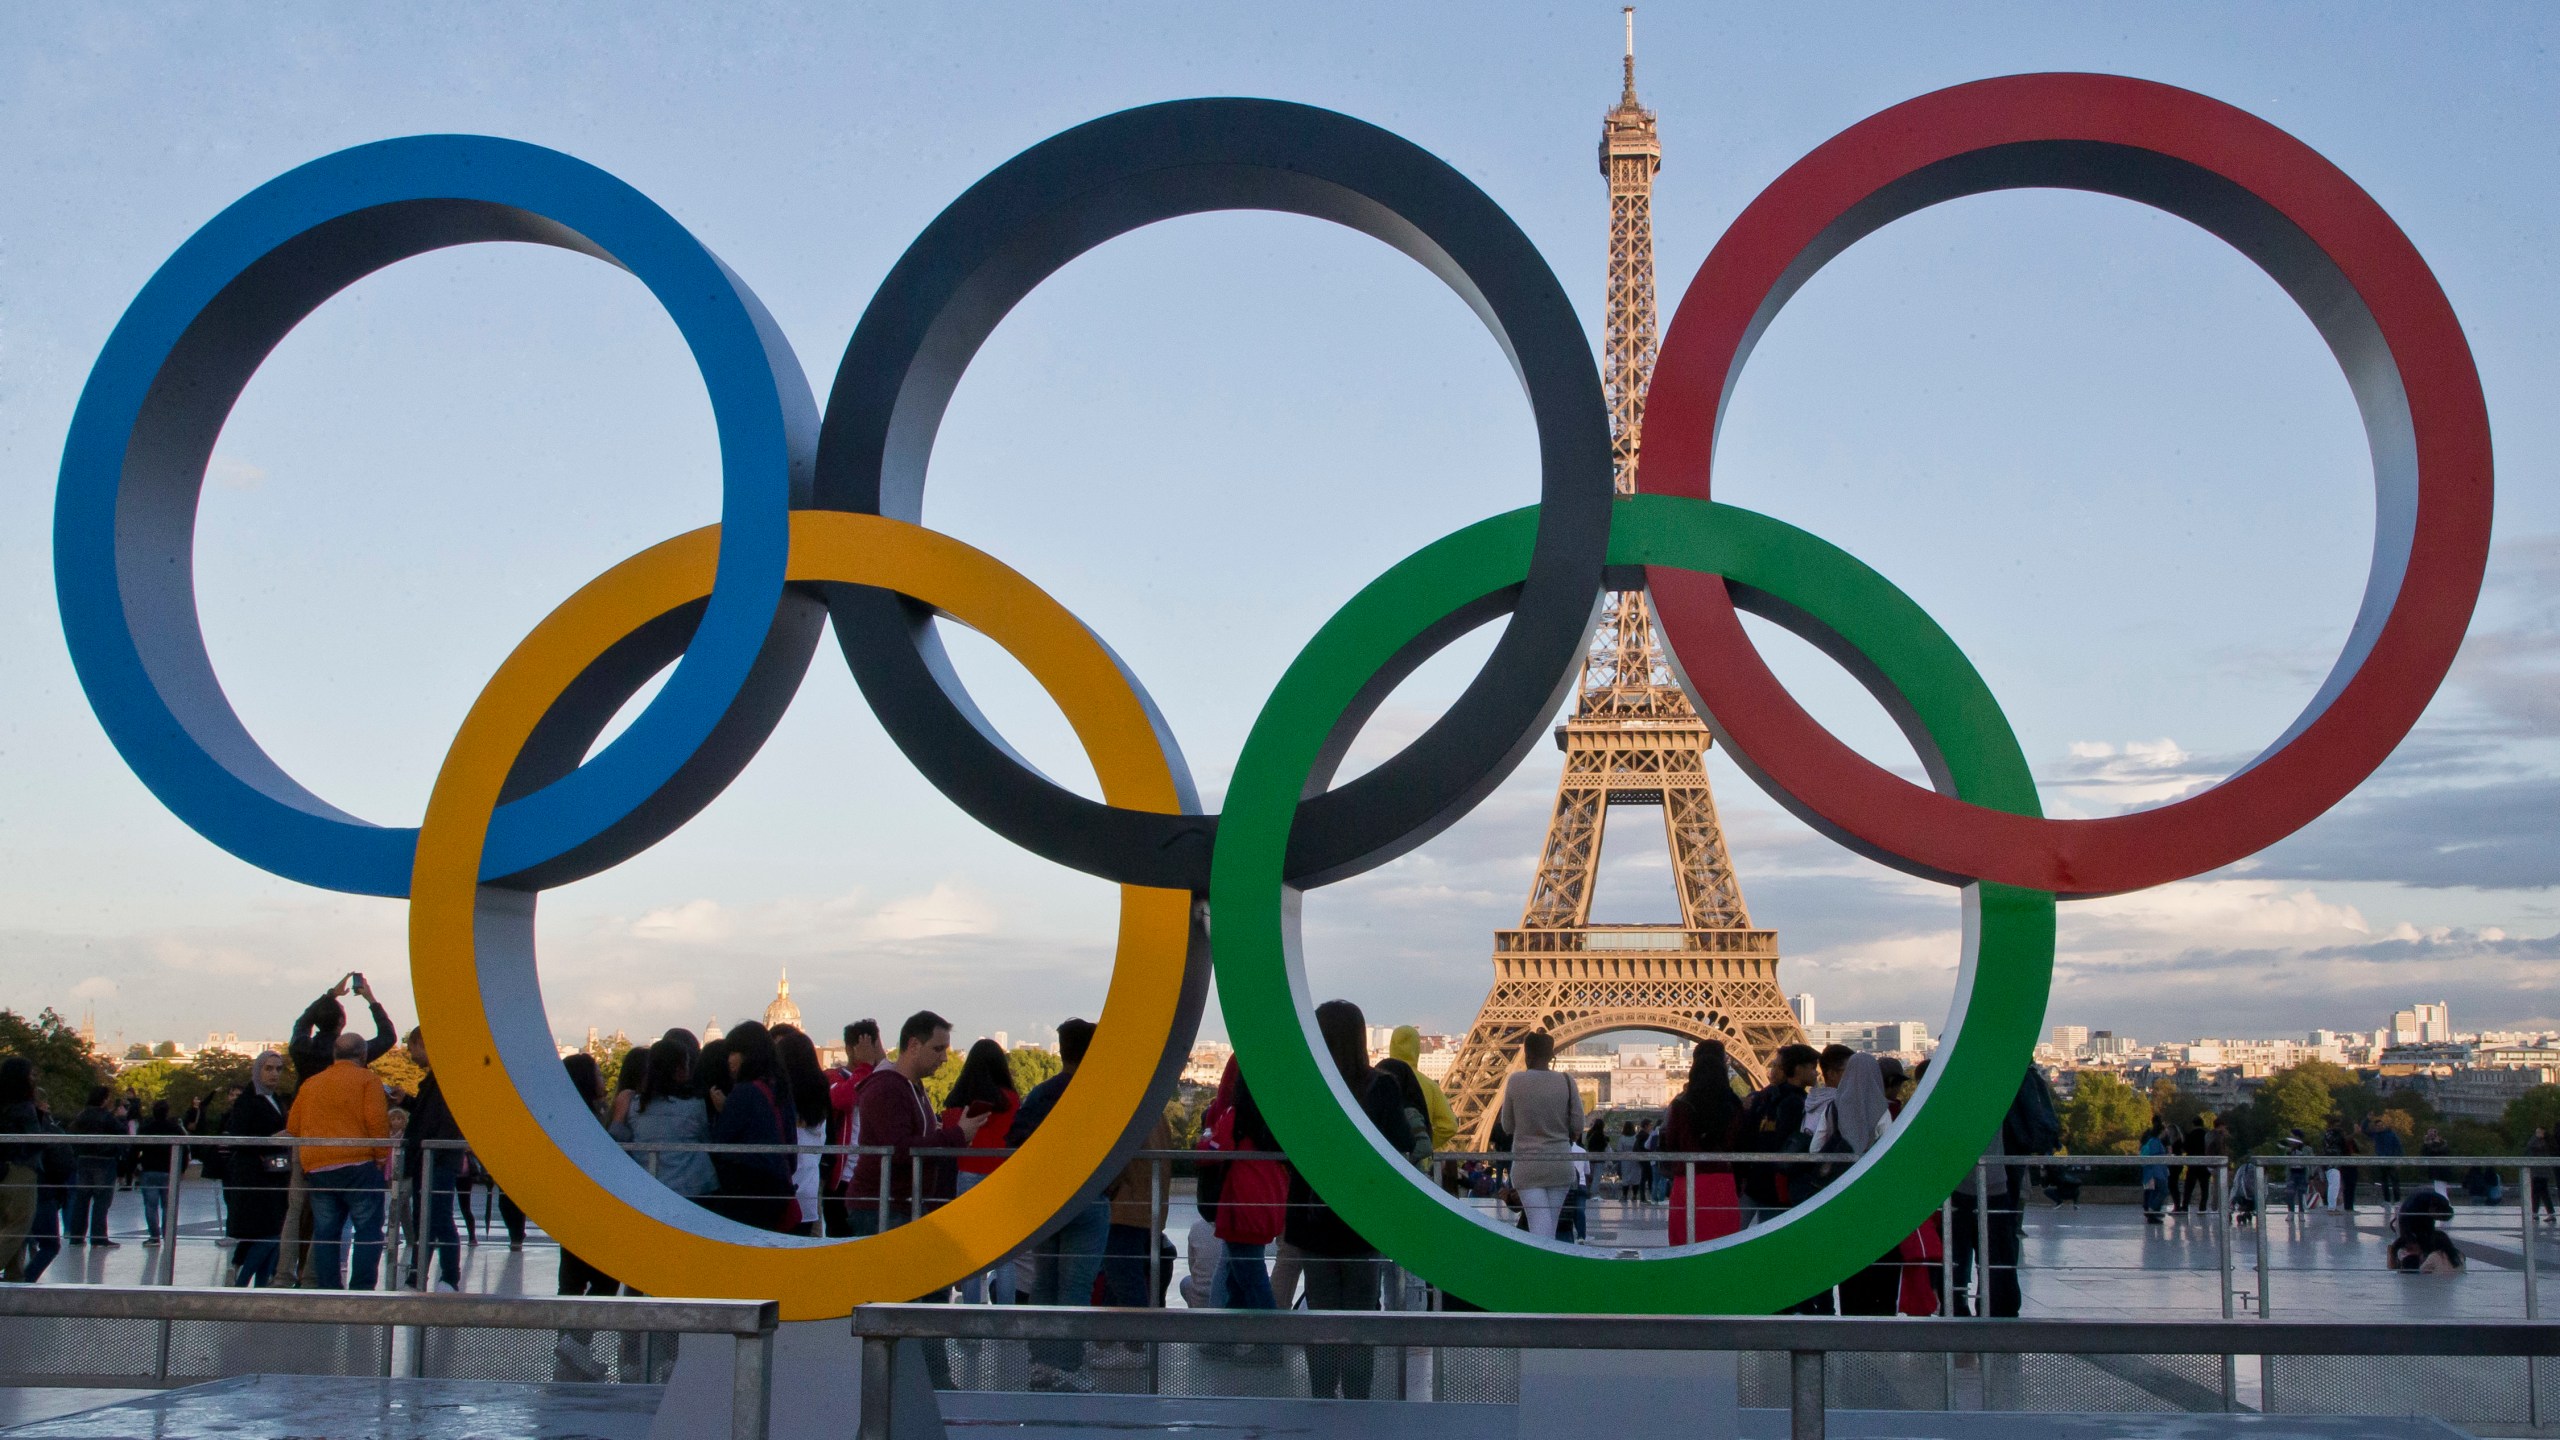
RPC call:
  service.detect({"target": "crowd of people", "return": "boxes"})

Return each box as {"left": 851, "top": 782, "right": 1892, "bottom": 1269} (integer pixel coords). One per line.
{"left": 7, "top": 981, "right": 2551, "bottom": 1379}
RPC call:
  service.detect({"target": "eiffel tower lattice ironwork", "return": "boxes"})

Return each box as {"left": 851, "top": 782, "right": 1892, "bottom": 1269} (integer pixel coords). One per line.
{"left": 1441, "top": 12, "right": 1805, "bottom": 1138}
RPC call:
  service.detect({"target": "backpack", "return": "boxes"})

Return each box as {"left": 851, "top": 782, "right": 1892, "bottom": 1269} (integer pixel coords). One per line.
{"left": 2001, "top": 1069, "right": 2063, "bottom": 1157}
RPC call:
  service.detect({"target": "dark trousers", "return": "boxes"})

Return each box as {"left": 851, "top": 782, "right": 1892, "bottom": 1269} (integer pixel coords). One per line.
{"left": 497, "top": 1189, "right": 527, "bottom": 1248}
{"left": 1949, "top": 1189, "right": 2023, "bottom": 1318}
{"left": 68, "top": 1160, "right": 116, "bottom": 1241}
{"left": 23, "top": 1188, "right": 65, "bottom": 1280}
{"left": 408, "top": 1157, "right": 462, "bottom": 1288}
{"left": 1102, "top": 1223, "right": 1157, "bottom": 1307}
{"left": 2180, "top": 1166, "right": 2212, "bottom": 1212}
{"left": 1299, "top": 1255, "right": 1385, "bottom": 1398}
{"left": 2378, "top": 1165, "right": 2404, "bottom": 1204}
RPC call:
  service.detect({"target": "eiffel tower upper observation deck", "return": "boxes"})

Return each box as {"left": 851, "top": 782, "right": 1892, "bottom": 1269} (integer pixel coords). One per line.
{"left": 1440, "top": 12, "right": 1806, "bottom": 1138}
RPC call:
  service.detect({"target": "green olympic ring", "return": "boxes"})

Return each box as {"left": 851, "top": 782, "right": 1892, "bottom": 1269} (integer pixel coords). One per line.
{"left": 1211, "top": 492, "right": 2055, "bottom": 1312}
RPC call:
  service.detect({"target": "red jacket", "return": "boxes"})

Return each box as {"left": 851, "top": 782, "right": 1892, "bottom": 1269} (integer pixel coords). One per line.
{"left": 940, "top": 1091, "right": 1018, "bottom": 1177}
{"left": 825, "top": 1062, "right": 875, "bottom": 1192}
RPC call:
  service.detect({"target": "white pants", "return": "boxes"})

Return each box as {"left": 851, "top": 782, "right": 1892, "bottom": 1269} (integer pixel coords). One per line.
{"left": 1518, "top": 1186, "right": 1567, "bottom": 1242}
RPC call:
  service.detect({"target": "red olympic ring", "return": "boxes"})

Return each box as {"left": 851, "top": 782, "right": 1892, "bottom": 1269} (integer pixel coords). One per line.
{"left": 1641, "top": 72, "right": 2493, "bottom": 897}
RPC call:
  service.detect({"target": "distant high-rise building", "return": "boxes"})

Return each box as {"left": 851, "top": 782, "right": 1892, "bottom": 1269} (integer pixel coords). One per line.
{"left": 1791, "top": 994, "right": 1818, "bottom": 1027}
{"left": 2416, "top": 1002, "right": 2451, "bottom": 1044}
{"left": 2052, "top": 1025, "right": 2091, "bottom": 1056}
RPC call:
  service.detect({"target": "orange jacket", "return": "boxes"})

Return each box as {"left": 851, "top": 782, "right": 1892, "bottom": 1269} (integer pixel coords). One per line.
{"left": 286, "top": 1059, "right": 391, "bottom": 1172}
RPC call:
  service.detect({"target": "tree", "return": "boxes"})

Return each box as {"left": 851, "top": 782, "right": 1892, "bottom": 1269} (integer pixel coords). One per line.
{"left": 0, "top": 1008, "right": 106, "bottom": 1115}
{"left": 2150, "top": 1078, "right": 2205, "bottom": 1131}
{"left": 370, "top": 1049, "right": 425, "bottom": 1102}
{"left": 153, "top": 1040, "right": 181, "bottom": 1059}
{"left": 584, "top": 1034, "right": 636, "bottom": 1093}
{"left": 2061, "top": 1071, "right": 2150, "bottom": 1155}
{"left": 2251, "top": 1063, "right": 2348, "bottom": 1145}
{"left": 1007, "top": 1048, "right": 1064, "bottom": 1097}
{"left": 2503, "top": 1085, "right": 2560, "bottom": 1150}
{"left": 123, "top": 1042, "right": 151, "bottom": 1062}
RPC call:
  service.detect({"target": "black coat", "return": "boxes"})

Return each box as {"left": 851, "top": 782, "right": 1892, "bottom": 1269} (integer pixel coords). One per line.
{"left": 219, "top": 1089, "right": 292, "bottom": 1241}
{"left": 1284, "top": 1069, "right": 1414, "bottom": 1259}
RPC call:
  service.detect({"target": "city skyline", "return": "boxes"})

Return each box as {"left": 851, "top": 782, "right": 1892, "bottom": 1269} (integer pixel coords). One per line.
{"left": 3, "top": 5, "right": 2557, "bottom": 1052}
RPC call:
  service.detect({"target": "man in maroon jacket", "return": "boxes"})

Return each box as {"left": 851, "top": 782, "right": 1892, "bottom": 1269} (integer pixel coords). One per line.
{"left": 847, "top": 1011, "right": 986, "bottom": 1237}
{"left": 823, "top": 1019, "right": 886, "bottom": 1235}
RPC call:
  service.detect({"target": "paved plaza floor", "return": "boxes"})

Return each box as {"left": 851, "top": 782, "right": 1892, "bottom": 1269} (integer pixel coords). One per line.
{"left": 28, "top": 1179, "right": 2555, "bottom": 1326}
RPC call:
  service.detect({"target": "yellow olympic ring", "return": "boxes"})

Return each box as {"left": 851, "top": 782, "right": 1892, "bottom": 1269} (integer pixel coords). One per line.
{"left": 410, "top": 511, "right": 1200, "bottom": 1320}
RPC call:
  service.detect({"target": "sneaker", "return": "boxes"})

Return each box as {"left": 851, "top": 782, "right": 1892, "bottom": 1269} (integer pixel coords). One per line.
{"left": 93, "top": 1240, "right": 121, "bottom": 1250}
{"left": 142, "top": 1238, "right": 160, "bottom": 1247}
{"left": 433, "top": 1281, "right": 460, "bottom": 1294}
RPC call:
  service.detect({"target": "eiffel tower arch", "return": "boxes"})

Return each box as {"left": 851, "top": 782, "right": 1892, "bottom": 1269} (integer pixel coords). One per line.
{"left": 1441, "top": 15, "right": 1804, "bottom": 1140}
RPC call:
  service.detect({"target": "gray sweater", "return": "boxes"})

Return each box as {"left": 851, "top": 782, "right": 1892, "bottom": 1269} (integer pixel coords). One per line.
{"left": 1497, "top": 1069, "right": 1584, "bottom": 1192}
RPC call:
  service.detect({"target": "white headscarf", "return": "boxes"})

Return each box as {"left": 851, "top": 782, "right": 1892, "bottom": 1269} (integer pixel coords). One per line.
{"left": 1832, "top": 1052, "right": 1891, "bottom": 1157}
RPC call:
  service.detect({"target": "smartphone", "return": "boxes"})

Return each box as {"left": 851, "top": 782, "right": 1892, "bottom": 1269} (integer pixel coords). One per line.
{"left": 964, "top": 1101, "right": 994, "bottom": 1119}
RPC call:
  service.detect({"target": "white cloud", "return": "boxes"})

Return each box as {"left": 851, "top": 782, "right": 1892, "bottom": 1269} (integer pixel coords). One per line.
{"left": 69, "top": 976, "right": 118, "bottom": 1000}
{"left": 860, "top": 882, "right": 998, "bottom": 943}
{"left": 210, "top": 455, "right": 266, "bottom": 491}
{"left": 630, "top": 898, "right": 731, "bottom": 944}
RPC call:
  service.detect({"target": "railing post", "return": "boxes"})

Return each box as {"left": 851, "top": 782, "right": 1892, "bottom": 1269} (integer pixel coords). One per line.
{"left": 1790, "top": 1348, "right": 1825, "bottom": 1440}
{"left": 734, "top": 1323, "right": 774, "bottom": 1440}
{"left": 157, "top": 1147, "right": 183, "bottom": 1281}
{"left": 877, "top": 1148, "right": 891, "bottom": 1232}
{"left": 1939, "top": 1194, "right": 1956, "bottom": 1408}
{"left": 2215, "top": 1161, "right": 2235, "bottom": 1412}
{"left": 2252, "top": 1157, "right": 2274, "bottom": 1413}
{"left": 2523, "top": 1161, "right": 2539, "bottom": 1429}
{"left": 1973, "top": 1159, "right": 1992, "bottom": 1319}
{"left": 1145, "top": 1156, "right": 1164, "bottom": 1396}
{"left": 858, "top": 1331, "right": 890, "bottom": 1440}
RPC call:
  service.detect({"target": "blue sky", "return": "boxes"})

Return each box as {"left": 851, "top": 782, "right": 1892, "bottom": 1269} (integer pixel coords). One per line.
{"left": 2, "top": 3, "right": 2554, "bottom": 1055}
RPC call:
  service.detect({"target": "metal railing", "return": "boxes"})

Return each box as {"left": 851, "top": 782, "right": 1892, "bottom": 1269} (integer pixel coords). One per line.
{"left": 848, "top": 1303, "right": 2560, "bottom": 1440}
{"left": 0, "top": 1284, "right": 776, "bottom": 1439}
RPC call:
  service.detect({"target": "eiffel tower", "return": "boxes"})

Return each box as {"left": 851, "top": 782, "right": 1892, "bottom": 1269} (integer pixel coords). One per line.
{"left": 1441, "top": 11, "right": 1804, "bottom": 1138}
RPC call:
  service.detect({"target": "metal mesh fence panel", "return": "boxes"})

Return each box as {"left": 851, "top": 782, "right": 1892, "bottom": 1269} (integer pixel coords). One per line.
{"left": 2265, "top": 1355, "right": 2532, "bottom": 1426}
{"left": 0, "top": 1316, "right": 163, "bottom": 1386}
{"left": 1985, "top": 1352, "right": 2227, "bottom": 1412}
{"left": 161, "top": 1318, "right": 393, "bottom": 1380}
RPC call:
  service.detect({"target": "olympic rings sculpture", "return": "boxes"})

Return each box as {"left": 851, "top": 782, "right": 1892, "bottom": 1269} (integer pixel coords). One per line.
{"left": 54, "top": 76, "right": 2488, "bottom": 1319}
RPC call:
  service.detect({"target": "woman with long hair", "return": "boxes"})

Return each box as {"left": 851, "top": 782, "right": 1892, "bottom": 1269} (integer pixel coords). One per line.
{"left": 1663, "top": 1042, "right": 1743, "bottom": 1245}
{"left": 611, "top": 1038, "right": 715, "bottom": 1200}
{"left": 771, "top": 1027, "right": 832, "bottom": 1236}
{"left": 555, "top": 1054, "right": 622, "bottom": 1298}
{"left": 1285, "top": 999, "right": 1413, "bottom": 1399}
{"left": 706, "top": 1022, "right": 792, "bottom": 1231}
{"left": 1210, "top": 1060, "right": 1285, "bottom": 1310}
{"left": 939, "top": 1038, "right": 1022, "bottom": 1302}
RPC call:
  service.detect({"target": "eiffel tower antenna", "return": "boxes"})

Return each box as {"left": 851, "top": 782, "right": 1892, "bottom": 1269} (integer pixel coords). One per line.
{"left": 1440, "top": 16, "right": 1805, "bottom": 1136}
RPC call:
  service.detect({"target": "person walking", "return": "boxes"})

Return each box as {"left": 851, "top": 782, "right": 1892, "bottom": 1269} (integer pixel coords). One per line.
{"left": 1014, "top": 1019, "right": 1106, "bottom": 1393}
{"left": 218, "top": 1053, "right": 292, "bottom": 1285}
{"left": 0, "top": 1059, "right": 43, "bottom": 1280}
{"left": 135, "top": 1100, "right": 187, "bottom": 1246}
{"left": 1284, "top": 999, "right": 1413, "bottom": 1399}
{"left": 2281, "top": 1131, "right": 2312, "bottom": 1215}
{"left": 613, "top": 1037, "right": 716, "bottom": 1202}
{"left": 2527, "top": 1127, "right": 2557, "bottom": 1224}
{"left": 938, "top": 1039, "right": 1020, "bottom": 1303}
{"left": 2139, "top": 1119, "right": 2170, "bottom": 1224}
{"left": 1662, "top": 1042, "right": 1742, "bottom": 1245}
{"left": 706, "top": 1022, "right": 796, "bottom": 1232}
{"left": 285, "top": 1032, "right": 392, "bottom": 1289}
{"left": 2366, "top": 1116, "right": 2406, "bottom": 1206}
{"left": 2421, "top": 1128, "right": 2455, "bottom": 1199}
{"left": 772, "top": 1027, "right": 833, "bottom": 1236}
{"left": 399, "top": 1029, "right": 466, "bottom": 1291}
{"left": 1495, "top": 1031, "right": 1582, "bottom": 1242}
{"left": 65, "top": 1086, "right": 122, "bottom": 1248}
